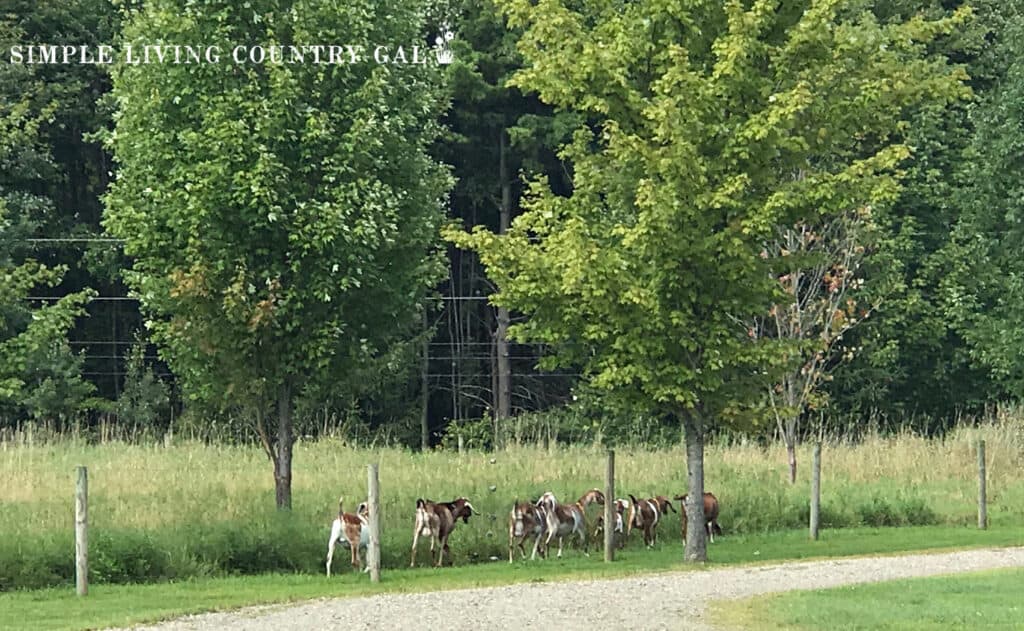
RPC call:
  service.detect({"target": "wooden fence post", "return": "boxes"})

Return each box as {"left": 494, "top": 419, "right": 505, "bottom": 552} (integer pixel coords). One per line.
{"left": 810, "top": 442, "right": 821, "bottom": 541}
{"left": 75, "top": 465, "right": 88, "bottom": 596}
{"left": 367, "top": 463, "right": 381, "bottom": 582}
{"left": 978, "top": 440, "right": 987, "bottom": 530}
{"left": 604, "top": 449, "right": 615, "bottom": 562}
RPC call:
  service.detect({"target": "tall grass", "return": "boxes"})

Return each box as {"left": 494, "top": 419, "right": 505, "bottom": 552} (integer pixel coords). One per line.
{"left": 1, "top": 414, "right": 1022, "bottom": 591}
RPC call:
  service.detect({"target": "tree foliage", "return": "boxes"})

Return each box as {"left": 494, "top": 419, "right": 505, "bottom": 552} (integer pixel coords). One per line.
{"left": 115, "top": 336, "right": 171, "bottom": 431}
{"left": 825, "top": 0, "right": 1022, "bottom": 426}
{"left": 449, "top": 0, "right": 970, "bottom": 560}
{"left": 104, "top": 0, "right": 453, "bottom": 507}
{"left": 753, "top": 207, "right": 878, "bottom": 482}
{"left": 942, "top": 5, "right": 1024, "bottom": 396}
{"left": 1, "top": 18, "right": 97, "bottom": 424}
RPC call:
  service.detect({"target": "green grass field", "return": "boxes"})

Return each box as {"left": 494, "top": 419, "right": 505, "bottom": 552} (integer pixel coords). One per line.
{"left": 3, "top": 526, "right": 1023, "bottom": 631}
{"left": 1, "top": 418, "right": 1022, "bottom": 591}
{"left": 713, "top": 567, "right": 1024, "bottom": 630}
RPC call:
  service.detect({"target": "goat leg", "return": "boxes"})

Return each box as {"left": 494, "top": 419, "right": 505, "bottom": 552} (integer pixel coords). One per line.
{"left": 434, "top": 537, "right": 445, "bottom": 567}
{"left": 530, "top": 532, "right": 543, "bottom": 560}
{"left": 410, "top": 528, "right": 421, "bottom": 568}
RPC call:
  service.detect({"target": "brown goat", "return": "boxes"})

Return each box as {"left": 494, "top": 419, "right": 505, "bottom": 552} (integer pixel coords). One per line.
{"left": 410, "top": 497, "right": 476, "bottom": 567}
{"left": 627, "top": 494, "right": 674, "bottom": 547}
{"left": 326, "top": 497, "right": 369, "bottom": 576}
{"left": 592, "top": 497, "right": 630, "bottom": 549}
{"left": 536, "top": 489, "right": 605, "bottom": 558}
{"left": 674, "top": 492, "right": 722, "bottom": 543}
{"left": 508, "top": 499, "right": 548, "bottom": 562}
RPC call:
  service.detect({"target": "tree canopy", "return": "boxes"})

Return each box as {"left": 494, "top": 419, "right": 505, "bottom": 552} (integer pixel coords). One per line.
{"left": 103, "top": 0, "right": 453, "bottom": 506}
{"left": 1, "top": 17, "right": 97, "bottom": 421}
{"left": 449, "top": 0, "right": 970, "bottom": 560}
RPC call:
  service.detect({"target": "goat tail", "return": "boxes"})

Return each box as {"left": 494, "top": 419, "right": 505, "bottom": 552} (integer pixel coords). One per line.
{"left": 338, "top": 496, "right": 345, "bottom": 517}
{"left": 628, "top": 494, "right": 639, "bottom": 506}
{"left": 416, "top": 498, "right": 426, "bottom": 510}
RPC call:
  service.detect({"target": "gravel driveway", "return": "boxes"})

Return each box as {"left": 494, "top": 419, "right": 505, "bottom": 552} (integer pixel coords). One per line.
{"left": 119, "top": 546, "right": 1024, "bottom": 631}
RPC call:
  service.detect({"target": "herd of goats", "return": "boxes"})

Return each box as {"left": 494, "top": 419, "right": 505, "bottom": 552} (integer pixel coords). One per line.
{"left": 325, "top": 489, "right": 723, "bottom": 576}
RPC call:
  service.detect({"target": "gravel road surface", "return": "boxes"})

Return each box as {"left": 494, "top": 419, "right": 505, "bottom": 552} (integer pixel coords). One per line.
{"left": 117, "top": 546, "right": 1024, "bottom": 631}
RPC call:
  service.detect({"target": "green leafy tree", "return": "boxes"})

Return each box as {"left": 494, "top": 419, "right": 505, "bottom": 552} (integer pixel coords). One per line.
{"left": 826, "top": 0, "right": 1021, "bottom": 426}
{"left": 2, "top": 1, "right": 135, "bottom": 410}
{"left": 942, "top": 7, "right": 1024, "bottom": 396}
{"left": 1, "top": 20, "right": 97, "bottom": 425}
{"left": 1, "top": 202, "right": 96, "bottom": 419}
{"left": 437, "top": 0, "right": 581, "bottom": 446}
{"left": 104, "top": 0, "right": 452, "bottom": 508}
{"left": 115, "top": 337, "right": 171, "bottom": 431}
{"left": 450, "top": 0, "right": 968, "bottom": 561}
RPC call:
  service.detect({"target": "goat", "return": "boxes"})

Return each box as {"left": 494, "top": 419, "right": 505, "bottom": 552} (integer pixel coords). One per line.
{"left": 536, "top": 488, "right": 604, "bottom": 558}
{"left": 326, "top": 497, "right": 369, "bottom": 576}
{"left": 508, "top": 499, "right": 549, "bottom": 562}
{"left": 410, "top": 497, "right": 476, "bottom": 567}
{"left": 673, "top": 491, "right": 722, "bottom": 543}
{"left": 627, "top": 494, "right": 674, "bottom": 547}
{"left": 592, "top": 497, "right": 630, "bottom": 549}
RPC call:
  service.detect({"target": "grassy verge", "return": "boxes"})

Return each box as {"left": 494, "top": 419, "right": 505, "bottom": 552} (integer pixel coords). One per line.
{"left": 3, "top": 525, "right": 1022, "bottom": 631}
{"left": 712, "top": 566, "right": 1024, "bottom": 630}
{"left": 3, "top": 422, "right": 1023, "bottom": 590}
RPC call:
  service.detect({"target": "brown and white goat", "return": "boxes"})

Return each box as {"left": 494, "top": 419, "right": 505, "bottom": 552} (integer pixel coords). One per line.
{"left": 508, "top": 499, "right": 549, "bottom": 562}
{"left": 627, "top": 494, "right": 675, "bottom": 547}
{"left": 592, "top": 497, "right": 630, "bottom": 549}
{"left": 674, "top": 492, "right": 722, "bottom": 543}
{"left": 536, "top": 489, "right": 604, "bottom": 558}
{"left": 326, "top": 497, "right": 369, "bottom": 576}
{"left": 410, "top": 497, "right": 476, "bottom": 567}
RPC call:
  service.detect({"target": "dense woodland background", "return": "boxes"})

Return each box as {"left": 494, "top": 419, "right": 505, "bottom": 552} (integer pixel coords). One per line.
{"left": 3, "top": 0, "right": 1024, "bottom": 449}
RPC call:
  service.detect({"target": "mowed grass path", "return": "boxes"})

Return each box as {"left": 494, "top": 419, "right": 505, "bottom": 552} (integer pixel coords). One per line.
{"left": 3, "top": 526, "right": 1024, "bottom": 631}
{"left": 714, "top": 566, "right": 1024, "bottom": 630}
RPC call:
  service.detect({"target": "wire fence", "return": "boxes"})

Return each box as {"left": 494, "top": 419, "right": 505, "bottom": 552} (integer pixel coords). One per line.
{"left": 15, "top": 238, "right": 577, "bottom": 423}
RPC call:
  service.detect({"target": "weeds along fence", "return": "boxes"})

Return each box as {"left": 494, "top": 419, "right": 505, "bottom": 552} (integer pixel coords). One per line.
{"left": 0, "top": 418, "right": 1022, "bottom": 591}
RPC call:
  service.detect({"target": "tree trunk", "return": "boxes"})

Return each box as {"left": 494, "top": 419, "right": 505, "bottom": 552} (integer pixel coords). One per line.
{"left": 787, "top": 440, "right": 797, "bottom": 484}
{"left": 777, "top": 412, "right": 799, "bottom": 485}
{"left": 496, "top": 130, "right": 512, "bottom": 425}
{"left": 274, "top": 380, "right": 294, "bottom": 510}
{"left": 682, "top": 412, "right": 707, "bottom": 562}
{"left": 421, "top": 310, "right": 430, "bottom": 451}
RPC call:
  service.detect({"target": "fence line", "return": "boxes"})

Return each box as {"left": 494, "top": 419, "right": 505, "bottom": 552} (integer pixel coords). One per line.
{"left": 977, "top": 440, "right": 987, "bottom": 530}
{"left": 367, "top": 463, "right": 381, "bottom": 582}
{"left": 75, "top": 466, "right": 89, "bottom": 596}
